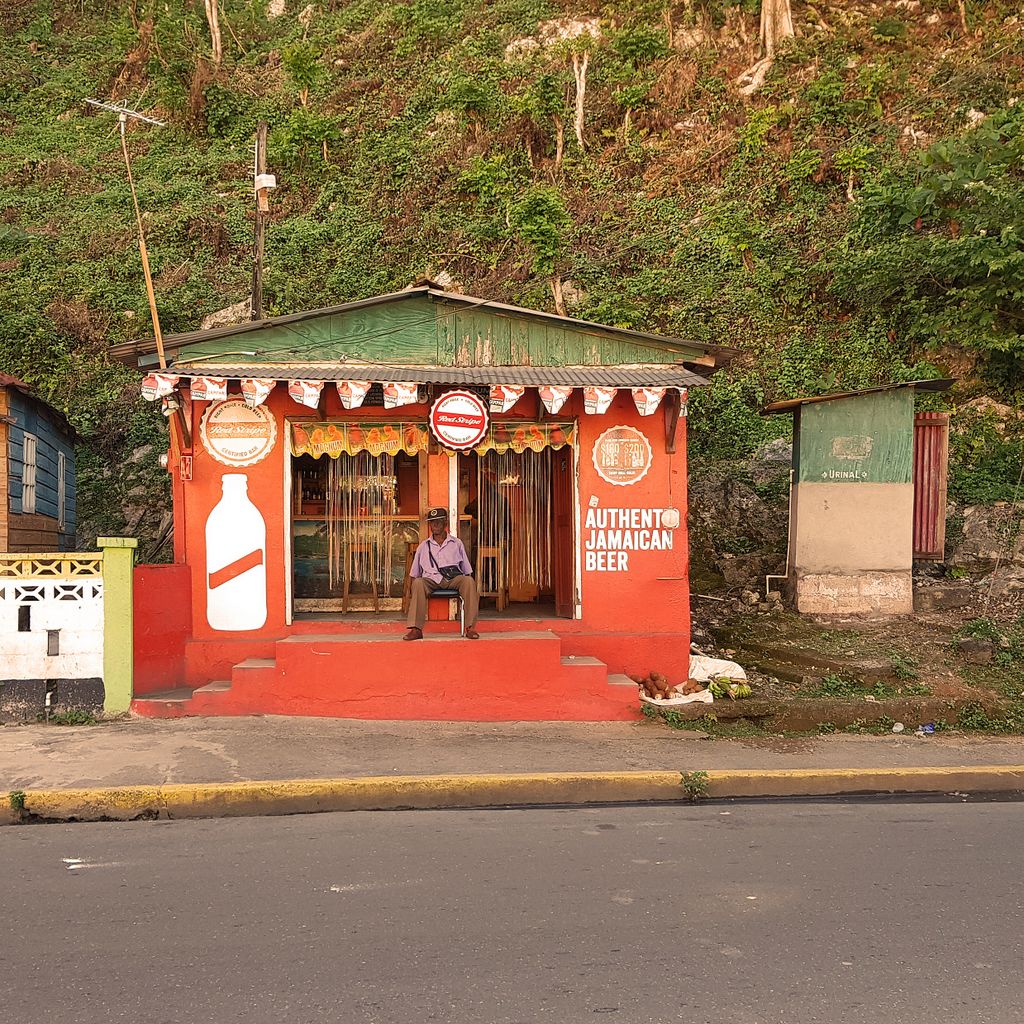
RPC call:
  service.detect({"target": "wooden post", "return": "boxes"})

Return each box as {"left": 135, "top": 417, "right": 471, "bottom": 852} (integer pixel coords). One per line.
{"left": 251, "top": 121, "right": 269, "bottom": 321}
{"left": 663, "top": 389, "right": 681, "bottom": 454}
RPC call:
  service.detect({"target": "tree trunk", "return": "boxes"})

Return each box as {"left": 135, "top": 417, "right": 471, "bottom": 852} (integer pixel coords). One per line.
{"left": 760, "top": 0, "right": 794, "bottom": 55}
{"left": 571, "top": 50, "right": 589, "bottom": 152}
{"left": 551, "top": 275, "right": 567, "bottom": 317}
{"left": 735, "top": 0, "right": 794, "bottom": 98}
{"left": 553, "top": 114, "right": 565, "bottom": 171}
{"left": 957, "top": 0, "right": 969, "bottom": 36}
{"left": 203, "top": 0, "right": 223, "bottom": 65}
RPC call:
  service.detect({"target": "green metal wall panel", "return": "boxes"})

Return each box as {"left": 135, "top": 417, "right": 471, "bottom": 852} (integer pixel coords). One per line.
{"left": 796, "top": 390, "right": 914, "bottom": 484}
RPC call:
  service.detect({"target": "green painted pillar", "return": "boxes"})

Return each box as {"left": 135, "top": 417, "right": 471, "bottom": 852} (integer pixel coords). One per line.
{"left": 99, "top": 537, "right": 138, "bottom": 715}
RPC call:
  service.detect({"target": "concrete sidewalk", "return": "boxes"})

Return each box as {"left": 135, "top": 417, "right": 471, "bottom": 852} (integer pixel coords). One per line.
{"left": 4, "top": 716, "right": 1024, "bottom": 790}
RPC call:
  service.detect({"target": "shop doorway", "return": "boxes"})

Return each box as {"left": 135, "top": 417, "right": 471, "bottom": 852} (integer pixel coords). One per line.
{"left": 289, "top": 424, "right": 577, "bottom": 619}
{"left": 292, "top": 450, "right": 423, "bottom": 612}
{"left": 458, "top": 446, "right": 576, "bottom": 618}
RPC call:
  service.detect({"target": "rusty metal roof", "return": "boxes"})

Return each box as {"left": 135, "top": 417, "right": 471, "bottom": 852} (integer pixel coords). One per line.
{"left": 0, "top": 372, "right": 77, "bottom": 438}
{"left": 171, "top": 362, "right": 709, "bottom": 389}
{"left": 760, "top": 379, "right": 955, "bottom": 416}
{"left": 0, "top": 372, "right": 30, "bottom": 390}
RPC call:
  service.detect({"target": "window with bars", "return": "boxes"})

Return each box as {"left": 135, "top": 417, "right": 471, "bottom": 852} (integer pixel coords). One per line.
{"left": 22, "top": 433, "right": 37, "bottom": 514}
{"left": 58, "top": 451, "right": 66, "bottom": 530}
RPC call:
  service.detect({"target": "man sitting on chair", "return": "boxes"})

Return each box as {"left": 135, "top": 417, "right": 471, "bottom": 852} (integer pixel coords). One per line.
{"left": 404, "top": 507, "right": 480, "bottom": 641}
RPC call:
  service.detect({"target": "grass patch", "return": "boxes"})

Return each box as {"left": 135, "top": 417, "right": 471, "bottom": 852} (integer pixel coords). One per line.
{"left": 798, "top": 674, "right": 931, "bottom": 700}
{"left": 44, "top": 710, "right": 97, "bottom": 726}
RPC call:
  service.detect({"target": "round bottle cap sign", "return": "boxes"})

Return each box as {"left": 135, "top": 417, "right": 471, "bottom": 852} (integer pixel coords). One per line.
{"left": 429, "top": 390, "right": 489, "bottom": 450}
{"left": 592, "top": 425, "right": 653, "bottom": 486}
{"left": 200, "top": 399, "right": 277, "bottom": 467}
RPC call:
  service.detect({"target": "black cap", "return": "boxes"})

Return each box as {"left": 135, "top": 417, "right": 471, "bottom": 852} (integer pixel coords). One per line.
{"left": 426, "top": 507, "right": 448, "bottom": 523}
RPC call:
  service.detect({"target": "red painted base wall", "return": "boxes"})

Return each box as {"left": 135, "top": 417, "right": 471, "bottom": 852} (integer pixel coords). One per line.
{"left": 133, "top": 563, "right": 191, "bottom": 695}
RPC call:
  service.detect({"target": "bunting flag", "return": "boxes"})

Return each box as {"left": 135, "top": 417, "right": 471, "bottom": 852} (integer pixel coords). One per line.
{"left": 188, "top": 376, "right": 228, "bottom": 402}
{"left": 383, "top": 381, "right": 420, "bottom": 410}
{"left": 631, "top": 386, "right": 667, "bottom": 416}
{"left": 678, "top": 387, "right": 689, "bottom": 416}
{"left": 583, "top": 385, "right": 616, "bottom": 415}
{"left": 489, "top": 384, "right": 525, "bottom": 414}
{"left": 288, "top": 380, "right": 324, "bottom": 409}
{"left": 291, "top": 421, "right": 430, "bottom": 459}
{"left": 241, "top": 378, "right": 276, "bottom": 408}
{"left": 140, "top": 372, "right": 180, "bottom": 402}
{"left": 539, "top": 385, "right": 572, "bottom": 415}
{"left": 336, "top": 380, "right": 372, "bottom": 410}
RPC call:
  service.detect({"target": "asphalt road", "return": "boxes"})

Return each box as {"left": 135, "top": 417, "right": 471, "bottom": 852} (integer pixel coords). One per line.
{"left": 1, "top": 802, "right": 1020, "bottom": 1024}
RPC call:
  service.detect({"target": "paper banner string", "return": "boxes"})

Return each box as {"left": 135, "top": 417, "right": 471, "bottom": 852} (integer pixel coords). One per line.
{"left": 188, "top": 377, "right": 227, "bottom": 403}
{"left": 141, "top": 372, "right": 180, "bottom": 401}
{"left": 631, "top": 386, "right": 666, "bottom": 416}
{"left": 583, "top": 386, "right": 616, "bottom": 415}
{"left": 336, "top": 380, "right": 372, "bottom": 410}
{"left": 489, "top": 385, "right": 525, "bottom": 414}
{"left": 288, "top": 380, "right": 324, "bottom": 409}
{"left": 383, "top": 382, "right": 420, "bottom": 410}
{"left": 539, "top": 385, "right": 572, "bottom": 415}
{"left": 241, "top": 379, "right": 276, "bottom": 408}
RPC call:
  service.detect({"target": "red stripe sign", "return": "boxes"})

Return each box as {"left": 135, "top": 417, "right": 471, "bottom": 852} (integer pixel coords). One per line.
{"left": 208, "top": 549, "right": 264, "bottom": 590}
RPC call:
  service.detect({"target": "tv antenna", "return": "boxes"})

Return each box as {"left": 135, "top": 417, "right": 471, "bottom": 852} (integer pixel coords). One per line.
{"left": 85, "top": 98, "right": 169, "bottom": 370}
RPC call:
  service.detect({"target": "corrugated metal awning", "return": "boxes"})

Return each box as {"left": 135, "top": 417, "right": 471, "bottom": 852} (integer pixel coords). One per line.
{"left": 760, "top": 379, "right": 955, "bottom": 415}
{"left": 172, "top": 362, "right": 710, "bottom": 389}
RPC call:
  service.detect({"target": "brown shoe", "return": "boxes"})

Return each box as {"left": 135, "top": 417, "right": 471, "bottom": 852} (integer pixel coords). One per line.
{"left": 465, "top": 629, "right": 480, "bottom": 640}
{"left": 403, "top": 627, "right": 423, "bottom": 641}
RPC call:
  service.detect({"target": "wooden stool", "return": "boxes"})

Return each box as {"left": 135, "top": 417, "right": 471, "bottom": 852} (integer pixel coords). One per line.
{"left": 342, "top": 540, "right": 380, "bottom": 613}
{"left": 477, "top": 545, "right": 508, "bottom": 612}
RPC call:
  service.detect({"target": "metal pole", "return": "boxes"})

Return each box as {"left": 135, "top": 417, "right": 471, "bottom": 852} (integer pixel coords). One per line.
{"left": 251, "top": 121, "right": 268, "bottom": 321}
{"left": 117, "top": 115, "right": 167, "bottom": 371}
{"left": 86, "top": 99, "right": 168, "bottom": 370}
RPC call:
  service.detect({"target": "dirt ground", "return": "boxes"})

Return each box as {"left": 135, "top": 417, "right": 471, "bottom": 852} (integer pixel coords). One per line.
{"left": 690, "top": 571, "right": 1024, "bottom": 713}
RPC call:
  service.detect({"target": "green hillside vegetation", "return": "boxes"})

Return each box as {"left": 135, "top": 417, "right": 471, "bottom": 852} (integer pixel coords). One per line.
{"left": 0, "top": 0, "right": 1022, "bottom": 548}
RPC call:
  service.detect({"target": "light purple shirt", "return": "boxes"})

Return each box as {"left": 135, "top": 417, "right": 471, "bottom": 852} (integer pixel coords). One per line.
{"left": 410, "top": 533, "right": 473, "bottom": 584}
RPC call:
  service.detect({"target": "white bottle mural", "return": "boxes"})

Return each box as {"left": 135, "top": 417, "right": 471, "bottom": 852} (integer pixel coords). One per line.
{"left": 206, "top": 474, "right": 267, "bottom": 631}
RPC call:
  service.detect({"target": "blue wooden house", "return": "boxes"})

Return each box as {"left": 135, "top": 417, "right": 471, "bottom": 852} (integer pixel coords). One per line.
{"left": 0, "top": 373, "right": 77, "bottom": 551}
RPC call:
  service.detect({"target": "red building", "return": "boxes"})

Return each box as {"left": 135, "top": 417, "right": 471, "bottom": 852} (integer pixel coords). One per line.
{"left": 114, "top": 286, "right": 728, "bottom": 720}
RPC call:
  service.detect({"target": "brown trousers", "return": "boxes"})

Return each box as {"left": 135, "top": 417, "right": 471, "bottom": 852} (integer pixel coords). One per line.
{"left": 406, "top": 575, "right": 479, "bottom": 629}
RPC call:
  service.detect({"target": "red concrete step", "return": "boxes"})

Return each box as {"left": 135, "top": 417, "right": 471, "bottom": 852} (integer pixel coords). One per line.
{"left": 607, "top": 673, "right": 639, "bottom": 688}
{"left": 187, "top": 680, "right": 248, "bottom": 716}
{"left": 130, "top": 687, "right": 194, "bottom": 718}
{"left": 559, "top": 655, "right": 609, "bottom": 689}
{"left": 133, "top": 632, "right": 643, "bottom": 722}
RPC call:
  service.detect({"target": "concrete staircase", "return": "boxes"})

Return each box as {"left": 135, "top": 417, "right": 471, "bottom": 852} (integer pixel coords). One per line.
{"left": 132, "top": 630, "right": 640, "bottom": 721}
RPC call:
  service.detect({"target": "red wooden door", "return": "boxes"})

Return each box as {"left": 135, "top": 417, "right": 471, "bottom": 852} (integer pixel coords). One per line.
{"left": 552, "top": 446, "right": 576, "bottom": 617}
{"left": 913, "top": 412, "right": 950, "bottom": 560}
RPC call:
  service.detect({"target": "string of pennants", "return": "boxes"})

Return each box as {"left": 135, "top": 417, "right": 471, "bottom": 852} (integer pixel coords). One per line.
{"left": 141, "top": 374, "right": 687, "bottom": 417}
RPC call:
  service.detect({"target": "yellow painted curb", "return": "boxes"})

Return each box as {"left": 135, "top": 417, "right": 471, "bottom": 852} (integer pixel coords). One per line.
{"left": 3, "top": 766, "right": 1023, "bottom": 824}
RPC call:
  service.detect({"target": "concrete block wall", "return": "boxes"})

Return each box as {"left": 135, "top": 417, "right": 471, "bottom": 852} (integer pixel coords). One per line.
{"left": 0, "top": 540, "right": 136, "bottom": 721}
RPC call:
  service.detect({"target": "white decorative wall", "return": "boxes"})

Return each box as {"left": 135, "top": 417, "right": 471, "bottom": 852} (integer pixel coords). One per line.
{"left": 0, "top": 578, "right": 104, "bottom": 680}
{"left": 0, "top": 552, "right": 111, "bottom": 719}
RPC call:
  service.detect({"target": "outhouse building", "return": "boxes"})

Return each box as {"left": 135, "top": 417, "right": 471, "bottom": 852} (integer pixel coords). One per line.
{"left": 762, "top": 380, "right": 953, "bottom": 616}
